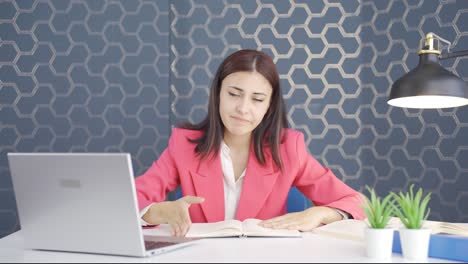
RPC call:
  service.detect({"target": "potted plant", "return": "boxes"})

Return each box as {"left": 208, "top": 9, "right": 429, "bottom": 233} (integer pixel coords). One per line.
{"left": 391, "top": 184, "right": 432, "bottom": 260}
{"left": 361, "top": 186, "right": 395, "bottom": 259}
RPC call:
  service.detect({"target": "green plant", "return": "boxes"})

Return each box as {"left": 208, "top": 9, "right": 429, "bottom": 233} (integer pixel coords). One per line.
{"left": 391, "top": 184, "right": 431, "bottom": 229}
{"left": 362, "top": 186, "right": 395, "bottom": 229}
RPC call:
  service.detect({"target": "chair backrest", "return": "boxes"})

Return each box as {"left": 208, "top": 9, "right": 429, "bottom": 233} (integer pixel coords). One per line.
{"left": 287, "top": 187, "right": 312, "bottom": 212}
{"left": 170, "top": 186, "right": 311, "bottom": 213}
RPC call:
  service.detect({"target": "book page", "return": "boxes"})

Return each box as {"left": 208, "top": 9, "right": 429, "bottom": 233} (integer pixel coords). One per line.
{"left": 312, "top": 217, "right": 401, "bottom": 241}
{"left": 423, "top": 220, "right": 468, "bottom": 236}
{"left": 241, "top": 218, "right": 301, "bottom": 237}
{"left": 385, "top": 218, "right": 468, "bottom": 236}
{"left": 312, "top": 217, "right": 468, "bottom": 241}
{"left": 311, "top": 219, "right": 368, "bottom": 241}
{"left": 185, "top": 219, "right": 243, "bottom": 238}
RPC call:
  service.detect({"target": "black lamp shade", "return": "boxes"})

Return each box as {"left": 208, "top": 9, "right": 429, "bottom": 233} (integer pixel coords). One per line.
{"left": 388, "top": 53, "right": 468, "bottom": 108}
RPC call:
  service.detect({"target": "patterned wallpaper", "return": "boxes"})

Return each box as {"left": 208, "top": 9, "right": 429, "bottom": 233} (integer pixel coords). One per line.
{"left": 1, "top": 0, "right": 467, "bottom": 238}
{"left": 0, "top": 0, "right": 171, "bottom": 238}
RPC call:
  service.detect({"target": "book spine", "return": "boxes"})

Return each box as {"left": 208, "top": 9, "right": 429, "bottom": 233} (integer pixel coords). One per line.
{"left": 392, "top": 230, "right": 468, "bottom": 262}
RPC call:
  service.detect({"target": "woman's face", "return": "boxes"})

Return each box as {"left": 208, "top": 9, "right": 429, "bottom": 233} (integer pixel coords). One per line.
{"left": 219, "top": 71, "right": 272, "bottom": 139}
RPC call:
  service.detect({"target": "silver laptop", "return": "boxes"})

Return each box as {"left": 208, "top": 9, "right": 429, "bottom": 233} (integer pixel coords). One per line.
{"left": 8, "top": 153, "right": 199, "bottom": 257}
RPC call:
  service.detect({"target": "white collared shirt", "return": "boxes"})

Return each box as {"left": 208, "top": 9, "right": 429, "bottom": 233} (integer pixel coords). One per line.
{"left": 219, "top": 140, "right": 246, "bottom": 219}
{"left": 140, "top": 142, "right": 348, "bottom": 224}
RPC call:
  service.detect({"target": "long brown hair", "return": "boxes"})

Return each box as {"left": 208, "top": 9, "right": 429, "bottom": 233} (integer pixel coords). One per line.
{"left": 181, "top": 49, "right": 288, "bottom": 169}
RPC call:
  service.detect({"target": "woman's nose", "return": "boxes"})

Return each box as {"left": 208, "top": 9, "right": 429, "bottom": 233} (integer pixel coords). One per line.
{"left": 236, "top": 98, "right": 249, "bottom": 114}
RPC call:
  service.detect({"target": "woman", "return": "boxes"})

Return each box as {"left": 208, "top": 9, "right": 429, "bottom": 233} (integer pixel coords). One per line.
{"left": 136, "top": 49, "right": 365, "bottom": 237}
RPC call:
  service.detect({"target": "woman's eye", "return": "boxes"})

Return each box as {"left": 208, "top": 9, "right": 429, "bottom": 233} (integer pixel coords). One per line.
{"left": 253, "top": 99, "right": 264, "bottom": 102}
{"left": 228, "top": 92, "right": 240, "bottom": 97}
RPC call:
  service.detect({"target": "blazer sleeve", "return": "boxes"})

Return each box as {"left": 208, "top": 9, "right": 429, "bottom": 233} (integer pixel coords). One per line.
{"left": 135, "top": 130, "right": 180, "bottom": 211}
{"left": 292, "top": 132, "right": 365, "bottom": 220}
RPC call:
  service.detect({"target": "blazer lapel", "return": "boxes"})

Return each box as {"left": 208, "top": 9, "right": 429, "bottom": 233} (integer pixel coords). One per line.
{"left": 189, "top": 153, "right": 225, "bottom": 222}
{"left": 235, "top": 146, "right": 280, "bottom": 220}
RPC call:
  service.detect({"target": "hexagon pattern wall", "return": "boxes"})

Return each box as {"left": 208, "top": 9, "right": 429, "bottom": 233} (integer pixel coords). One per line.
{"left": 169, "top": 0, "right": 468, "bottom": 223}
{"left": 0, "top": 0, "right": 170, "bottom": 238}
{"left": 1, "top": 0, "right": 468, "bottom": 238}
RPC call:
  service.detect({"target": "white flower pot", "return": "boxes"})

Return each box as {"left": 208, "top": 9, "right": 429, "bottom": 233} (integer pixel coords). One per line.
{"left": 398, "top": 228, "right": 431, "bottom": 260}
{"left": 364, "top": 227, "right": 395, "bottom": 259}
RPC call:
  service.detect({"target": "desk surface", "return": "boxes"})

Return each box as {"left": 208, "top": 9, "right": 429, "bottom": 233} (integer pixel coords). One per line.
{"left": 0, "top": 230, "right": 460, "bottom": 263}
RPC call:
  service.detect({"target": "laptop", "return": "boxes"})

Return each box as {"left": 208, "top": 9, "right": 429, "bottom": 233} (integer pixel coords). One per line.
{"left": 7, "top": 153, "right": 199, "bottom": 257}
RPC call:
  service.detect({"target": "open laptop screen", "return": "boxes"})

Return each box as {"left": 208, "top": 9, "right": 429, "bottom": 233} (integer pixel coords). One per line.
{"left": 8, "top": 153, "right": 198, "bottom": 257}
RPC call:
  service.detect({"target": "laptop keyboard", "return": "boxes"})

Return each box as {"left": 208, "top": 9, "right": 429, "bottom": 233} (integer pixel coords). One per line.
{"left": 144, "top": 240, "right": 178, "bottom": 250}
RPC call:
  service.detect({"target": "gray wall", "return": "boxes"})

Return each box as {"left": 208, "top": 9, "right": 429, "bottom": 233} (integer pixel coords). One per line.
{"left": 1, "top": 0, "right": 467, "bottom": 238}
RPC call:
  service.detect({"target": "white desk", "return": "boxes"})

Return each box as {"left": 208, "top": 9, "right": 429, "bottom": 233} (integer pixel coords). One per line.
{"left": 0, "top": 230, "right": 460, "bottom": 263}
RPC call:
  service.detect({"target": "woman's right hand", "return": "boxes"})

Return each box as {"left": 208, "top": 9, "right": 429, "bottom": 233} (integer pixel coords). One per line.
{"left": 142, "top": 195, "right": 205, "bottom": 237}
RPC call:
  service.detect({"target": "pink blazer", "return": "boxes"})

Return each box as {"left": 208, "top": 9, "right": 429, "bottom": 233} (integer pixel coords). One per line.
{"left": 136, "top": 128, "right": 365, "bottom": 222}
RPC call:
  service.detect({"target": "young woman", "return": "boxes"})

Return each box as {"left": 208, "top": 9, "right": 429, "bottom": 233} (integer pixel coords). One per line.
{"left": 136, "top": 49, "right": 365, "bottom": 237}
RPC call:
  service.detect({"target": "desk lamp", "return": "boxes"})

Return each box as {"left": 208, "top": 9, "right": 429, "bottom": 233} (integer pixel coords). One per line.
{"left": 388, "top": 32, "right": 468, "bottom": 109}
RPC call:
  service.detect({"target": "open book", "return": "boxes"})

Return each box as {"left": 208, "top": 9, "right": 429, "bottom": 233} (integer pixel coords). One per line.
{"left": 186, "top": 218, "right": 301, "bottom": 238}
{"left": 144, "top": 218, "right": 301, "bottom": 238}
{"left": 424, "top": 219, "right": 468, "bottom": 236}
{"left": 312, "top": 217, "right": 468, "bottom": 242}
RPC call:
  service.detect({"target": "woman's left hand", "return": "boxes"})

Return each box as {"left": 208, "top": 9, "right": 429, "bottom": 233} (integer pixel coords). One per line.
{"left": 259, "top": 206, "right": 344, "bottom": 232}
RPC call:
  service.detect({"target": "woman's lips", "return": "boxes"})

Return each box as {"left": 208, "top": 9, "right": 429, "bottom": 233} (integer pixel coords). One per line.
{"left": 231, "top": 116, "right": 250, "bottom": 123}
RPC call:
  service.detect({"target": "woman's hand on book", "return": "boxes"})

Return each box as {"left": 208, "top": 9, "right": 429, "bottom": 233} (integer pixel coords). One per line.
{"left": 258, "top": 206, "right": 343, "bottom": 231}
{"left": 142, "top": 196, "right": 205, "bottom": 237}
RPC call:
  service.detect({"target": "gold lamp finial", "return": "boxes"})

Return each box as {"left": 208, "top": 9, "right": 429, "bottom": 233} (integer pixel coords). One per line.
{"left": 418, "top": 32, "right": 441, "bottom": 55}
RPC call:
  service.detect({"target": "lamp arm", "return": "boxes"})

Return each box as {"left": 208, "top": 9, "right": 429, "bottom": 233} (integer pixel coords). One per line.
{"left": 440, "top": 50, "right": 468, "bottom": 60}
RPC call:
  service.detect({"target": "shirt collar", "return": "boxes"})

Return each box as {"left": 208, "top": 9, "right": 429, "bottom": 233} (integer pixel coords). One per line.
{"left": 221, "top": 140, "right": 230, "bottom": 155}
{"left": 220, "top": 141, "right": 246, "bottom": 180}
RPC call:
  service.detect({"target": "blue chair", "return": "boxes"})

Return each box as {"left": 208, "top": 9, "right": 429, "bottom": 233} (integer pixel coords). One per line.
{"left": 171, "top": 186, "right": 311, "bottom": 213}
{"left": 172, "top": 186, "right": 183, "bottom": 200}
{"left": 287, "top": 187, "right": 312, "bottom": 212}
